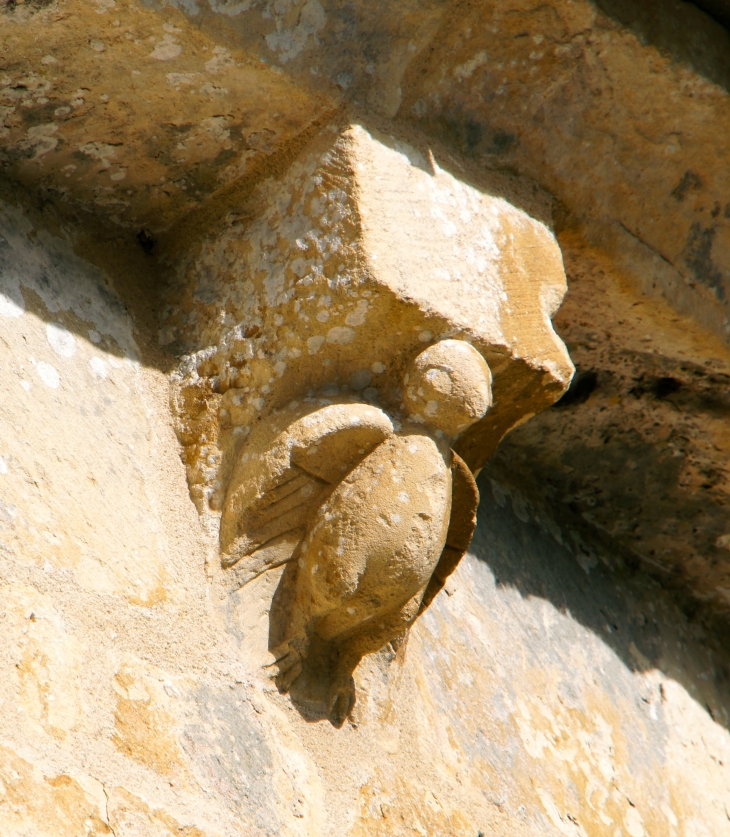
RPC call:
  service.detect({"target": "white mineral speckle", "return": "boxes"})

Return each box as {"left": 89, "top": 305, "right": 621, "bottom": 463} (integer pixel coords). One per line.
{"left": 88, "top": 330, "right": 101, "bottom": 344}
{"left": 20, "top": 380, "right": 31, "bottom": 391}
{"left": 150, "top": 34, "right": 182, "bottom": 61}
{"left": 204, "top": 46, "right": 235, "bottom": 73}
{"left": 307, "top": 335, "right": 325, "bottom": 354}
{"left": 46, "top": 322, "right": 77, "bottom": 358}
{"left": 418, "top": 331, "right": 432, "bottom": 343}
{"left": 89, "top": 356, "right": 108, "bottom": 378}
{"left": 37, "top": 361, "right": 60, "bottom": 389}
{"left": 371, "top": 362, "right": 385, "bottom": 374}
{"left": 166, "top": 72, "right": 196, "bottom": 89}
{"left": 0, "top": 456, "right": 7, "bottom": 475}
{"left": 265, "top": 0, "right": 327, "bottom": 64}
{"left": 345, "top": 299, "right": 369, "bottom": 326}
{"left": 326, "top": 326, "right": 355, "bottom": 345}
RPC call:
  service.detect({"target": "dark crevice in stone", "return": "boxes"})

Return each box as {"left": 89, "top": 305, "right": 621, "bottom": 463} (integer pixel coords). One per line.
{"left": 688, "top": 0, "right": 730, "bottom": 30}
{"left": 554, "top": 369, "right": 598, "bottom": 408}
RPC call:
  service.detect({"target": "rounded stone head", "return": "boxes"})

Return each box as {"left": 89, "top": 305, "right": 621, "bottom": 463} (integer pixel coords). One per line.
{"left": 404, "top": 339, "right": 492, "bottom": 437}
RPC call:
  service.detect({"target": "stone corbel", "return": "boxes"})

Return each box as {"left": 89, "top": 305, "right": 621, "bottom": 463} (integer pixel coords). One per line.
{"left": 165, "top": 121, "right": 574, "bottom": 724}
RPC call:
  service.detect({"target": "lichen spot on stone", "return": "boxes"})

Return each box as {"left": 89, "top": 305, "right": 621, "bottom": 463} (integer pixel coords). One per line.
{"left": 46, "top": 323, "right": 77, "bottom": 358}
{"left": 37, "top": 361, "right": 60, "bottom": 389}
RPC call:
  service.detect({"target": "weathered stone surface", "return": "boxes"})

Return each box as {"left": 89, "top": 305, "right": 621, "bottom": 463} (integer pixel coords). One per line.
{"left": 0, "top": 0, "right": 329, "bottom": 230}
{"left": 2, "top": 195, "right": 730, "bottom": 835}
{"left": 394, "top": 0, "right": 730, "bottom": 605}
{"left": 402, "top": 0, "right": 730, "bottom": 342}
{"left": 488, "top": 232, "right": 730, "bottom": 612}
{"left": 4, "top": 0, "right": 730, "bottom": 606}
{"left": 0, "top": 201, "right": 175, "bottom": 604}
{"left": 4, "top": 0, "right": 730, "bottom": 831}
{"left": 164, "top": 122, "right": 572, "bottom": 521}
{"left": 161, "top": 122, "right": 573, "bottom": 722}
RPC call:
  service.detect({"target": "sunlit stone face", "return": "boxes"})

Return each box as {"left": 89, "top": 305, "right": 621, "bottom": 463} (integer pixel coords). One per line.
{"left": 404, "top": 339, "right": 493, "bottom": 436}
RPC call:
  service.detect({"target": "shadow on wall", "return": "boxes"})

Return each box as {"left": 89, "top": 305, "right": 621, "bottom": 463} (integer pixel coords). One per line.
{"left": 0, "top": 106, "right": 556, "bottom": 374}
{"left": 4, "top": 129, "right": 730, "bottom": 740}
{"left": 0, "top": 180, "right": 173, "bottom": 374}
{"left": 594, "top": 0, "right": 730, "bottom": 89}
{"left": 475, "top": 466, "right": 730, "bottom": 736}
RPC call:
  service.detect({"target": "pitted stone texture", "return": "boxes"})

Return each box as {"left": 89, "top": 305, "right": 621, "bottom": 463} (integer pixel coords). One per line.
{"left": 4, "top": 0, "right": 730, "bottom": 622}
{"left": 0, "top": 201, "right": 173, "bottom": 604}
{"left": 164, "top": 122, "right": 573, "bottom": 519}
{"left": 219, "top": 339, "right": 490, "bottom": 724}
{"left": 487, "top": 231, "right": 730, "bottom": 615}
{"left": 401, "top": 0, "right": 730, "bottom": 345}
{"left": 405, "top": 339, "right": 492, "bottom": 436}
{"left": 1, "top": 201, "right": 729, "bottom": 836}
{"left": 0, "top": 0, "right": 449, "bottom": 232}
{"left": 0, "top": 0, "right": 328, "bottom": 231}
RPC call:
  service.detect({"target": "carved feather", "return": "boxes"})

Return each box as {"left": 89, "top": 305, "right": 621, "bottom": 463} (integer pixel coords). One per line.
{"left": 221, "top": 402, "right": 395, "bottom": 582}
{"left": 419, "top": 450, "right": 479, "bottom": 612}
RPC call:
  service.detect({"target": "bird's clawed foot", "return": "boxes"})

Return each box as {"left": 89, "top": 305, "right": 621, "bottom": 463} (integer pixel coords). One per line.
{"left": 269, "top": 646, "right": 303, "bottom": 693}
{"left": 327, "top": 673, "right": 356, "bottom": 727}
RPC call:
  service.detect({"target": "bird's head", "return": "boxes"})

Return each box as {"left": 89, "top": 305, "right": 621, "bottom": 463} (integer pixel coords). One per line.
{"left": 403, "top": 339, "right": 492, "bottom": 437}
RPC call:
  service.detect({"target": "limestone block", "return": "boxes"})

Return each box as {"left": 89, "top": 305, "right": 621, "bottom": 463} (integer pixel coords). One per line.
{"left": 112, "top": 656, "right": 192, "bottom": 780}
{"left": 0, "top": 196, "right": 728, "bottom": 836}
{"left": 0, "top": 0, "right": 328, "bottom": 230}
{"left": 166, "top": 121, "right": 573, "bottom": 516}
{"left": 3, "top": 584, "right": 84, "bottom": 740}
{"left": 0, "top": 747, "right": 111, "bottom": 837}
{"left": 0, "top": 200, "right": 173, "bottom": 604}
{"left": 401, "top": 0, "right": 730, "bottom": 341}
{"left": 165, "top": 121, "right": 572, "bottom": 718}
{"left": 107, "top": 787, "right": 211, "bottom": 837}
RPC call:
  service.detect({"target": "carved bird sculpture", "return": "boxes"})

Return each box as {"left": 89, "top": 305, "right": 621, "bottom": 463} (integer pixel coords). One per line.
{"left": 220, "top": 339, "right": 492, "bottom": 724}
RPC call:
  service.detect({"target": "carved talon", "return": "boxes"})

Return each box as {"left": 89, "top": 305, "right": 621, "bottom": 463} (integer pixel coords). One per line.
{"left": 223, "top": 339, "right": 492, "bottom": 720}
{"left": 327, "top": 676, "right": 356, "bottom": 727}
{"left": 270, "top": 648, "right": 303, "bottom": 692}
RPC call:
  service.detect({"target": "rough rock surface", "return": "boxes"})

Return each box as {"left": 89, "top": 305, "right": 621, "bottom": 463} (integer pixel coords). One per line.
{"left": 3, "top": 0, "right": 730, "bottom": 605}
{"left": 2, "top": 197, "right": 730, "bottom": 835}
{"left": 489, "top": 233, "right": 730, "bottom": 612}
{"left": 3, "top": 0, "right": 730, "bottom": 832}
{"left": 162, "top": 122, "right": 572, "bottom": 521}
{"left": 160, "top": 121, "right": 574, "bottom": 726}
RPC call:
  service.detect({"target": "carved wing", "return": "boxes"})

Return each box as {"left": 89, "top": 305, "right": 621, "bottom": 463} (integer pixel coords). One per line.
{"left": 420, "top": 450, "right": 479, "bottom": 612}
{"left": 221, "top": 402, "right": 394, "bottom": 589}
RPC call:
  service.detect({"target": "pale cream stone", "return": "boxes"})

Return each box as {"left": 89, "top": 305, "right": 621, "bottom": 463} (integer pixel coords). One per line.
{"left": 169, "top": 122, "right": 572, "bottom": 526}
{"left": 112, "top": 656, "right": 190, "bottom": 779}
{"left": 0, "top": 191, "right": 729, "bottom": 837}
{"left": 107, "top": 787, "right": 214, "bottom": 837}
{"left": 3, "top": 584, "right": 83, "bottom": 740}
{"left": 166, "top": 122, "right": 573, "bottom": 721}
{"left": 0, "top": 747, "right": 110, "bottom": 837}
{"left": 220, "top": 339, "right": 490, "bottom": 722}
